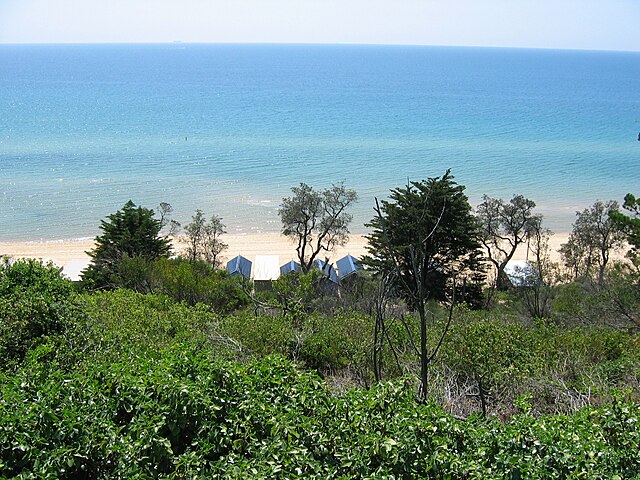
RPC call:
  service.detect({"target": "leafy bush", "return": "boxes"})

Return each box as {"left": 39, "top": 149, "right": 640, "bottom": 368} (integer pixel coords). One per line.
{"left": 77, "top": 289, "right": 222, "bottom": 362}
{"left": 0, "top": 258, "right": 80, "bottom": 368}
{"left": 218, "top": 311, "right": 295, "bottom": 357}
{"left": 2, "top": 353, "right": 639, "bottom": 479}
{"left": 299, "top": 311, "right": 372, "bottom": 380}
{"left": 149, "top": 257, "right": 250, "bottom": 313}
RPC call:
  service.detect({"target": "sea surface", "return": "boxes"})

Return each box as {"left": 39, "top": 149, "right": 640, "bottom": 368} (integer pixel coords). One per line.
{"left": 1, "top": 43, "right": 639, "bottom": 241}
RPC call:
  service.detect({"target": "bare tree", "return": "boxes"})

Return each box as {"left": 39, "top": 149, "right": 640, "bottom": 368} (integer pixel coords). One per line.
{"left": 279, "top": 182, "right": 357, "bottom": 272}
{"left": 476, "top": 195, "right": 542, "bottom": 290}
{"left": 560, "top": 200, "right": 625, "bottom": 285}
{"left": 182, "top": 209, "right": 228, "bottom": 268}
{"left": 157, "top": 202, "right": 181, "bottom": 236}
{"left": 514, "top": 224, "right": 562, "bottom": 319}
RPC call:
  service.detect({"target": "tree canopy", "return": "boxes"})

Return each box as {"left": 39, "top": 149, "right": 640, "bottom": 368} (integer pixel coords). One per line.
{"left": 363, "top": 170, "right": 484, "bottom": 307}
{"left": 81, "top": 201, "right": 172, "bottom": 289}
{"left": 476, "top": 194, "right": 542, "bottom": 290}
{"left": 610, "top": 193, "right": 640, "bottom": 269}
{"left": 561, "top": 200, "right": 624, "bottom": 284}
{"left": 279, "top": 182, "right": 357, "bottom": 272}
{"left": 182, "top": 209, "right": 227, "bottom": 268}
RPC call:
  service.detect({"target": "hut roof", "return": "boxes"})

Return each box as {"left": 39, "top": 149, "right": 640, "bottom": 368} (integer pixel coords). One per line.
{"left": 337, "top": 254, "right": 360, "bottom": 280}
{"left": 312, "top": 258, "right": 339, "bottom": 284}
{"left": 280, "top": 260, "right": 301, "bottom": 275}
{"left": 226, "top": 255, "right": 252, "bottom": 278}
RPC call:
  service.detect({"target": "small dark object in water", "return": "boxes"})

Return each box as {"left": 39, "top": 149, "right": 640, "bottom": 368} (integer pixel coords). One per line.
{"left": 638, "top": 132, "right": 640, "bottom": 141}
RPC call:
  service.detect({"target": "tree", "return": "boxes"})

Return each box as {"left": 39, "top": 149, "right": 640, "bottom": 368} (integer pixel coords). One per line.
{"left": 81, "top": 201, "right": 172, "bottom": 289}
{"left": 607, "top": 193, "right": 640, "bottom": 328}
{"left": 182, "top": 209, "right": 227, "bottom": 268}
{"left": 363, "top": 170, "right": 484, "bottom": 397}
{"left": 279, "top": 182, "right": 357, "bottom": 272}
{"left": 610, "top": 193, "right": 640, "bottom": 269}
{"left": 476, "top": 194, "right": 542, "bottom": 290}
{"left": 513, "top": 225, "right": 562, "bottom": 319}
{"left": 560, "top": 200, "right": 625, "bottom": 285}
{"left": 157, "top": 202, "right": 181, "bottom": 236}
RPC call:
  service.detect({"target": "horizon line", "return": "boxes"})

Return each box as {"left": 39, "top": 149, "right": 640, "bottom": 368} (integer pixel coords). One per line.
{"left": 1, "top": 40, "right": 638, "bottom": 54}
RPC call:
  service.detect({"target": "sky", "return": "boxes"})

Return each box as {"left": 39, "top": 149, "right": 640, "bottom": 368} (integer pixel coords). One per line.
{"left": 1, "top": 0, "right": 639, "bottom": 51}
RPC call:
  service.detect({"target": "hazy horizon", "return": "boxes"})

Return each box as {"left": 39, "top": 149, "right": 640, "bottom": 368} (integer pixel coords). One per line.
{"left": 1, "top": 0, "right": 639, "bottom": 52}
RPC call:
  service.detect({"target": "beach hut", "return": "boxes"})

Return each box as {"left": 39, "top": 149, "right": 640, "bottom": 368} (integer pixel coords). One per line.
{"left": 336, "top": 254, "right": 360, "bottom": 281}
{"left": 312, "top": 258, "right": 339, "bottom": 285}
{"left": 280, "top": 260, "right": 301, "bottom": 276}
{"left": 226, "top": 255, "right": 252, "bottom": 278}
{"left": 253, "top": 255, "right": 280, "bottom": 292}
{"left": 504, "top": 260, "right": 533, "bottom": 287}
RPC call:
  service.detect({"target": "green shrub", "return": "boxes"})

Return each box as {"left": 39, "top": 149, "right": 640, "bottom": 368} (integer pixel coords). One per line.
{"left": 219, "top": 311, "right": 295, "bottom": 357}
{"left": 78, "top": 289, "right": 221, "bottom": 361}
{"left": 2, "top": 353, "right": 639, "bottom": 479}
{"left": 299, "top": 311, "right": 372, "bottom": 380}
{"left": 0, "top": 258, "right": 80, "bottom": 368}
{"left": 149, "top": 257, "right": 250, "bottom": 313}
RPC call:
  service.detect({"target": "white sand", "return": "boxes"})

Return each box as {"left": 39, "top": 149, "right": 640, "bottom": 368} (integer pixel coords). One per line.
{"left": 1, "top": 232, "right": 571, "bottom": 281}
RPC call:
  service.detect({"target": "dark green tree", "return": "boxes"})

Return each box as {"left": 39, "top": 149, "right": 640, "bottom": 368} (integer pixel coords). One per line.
{"left": 81, "top": 201, "right": 172, "bottom": 289}
{"left": 363, "top": 170, "right": 485, "bottom": 396}
{"left": 610, "top": 193, "right": 640, "bottom": 269}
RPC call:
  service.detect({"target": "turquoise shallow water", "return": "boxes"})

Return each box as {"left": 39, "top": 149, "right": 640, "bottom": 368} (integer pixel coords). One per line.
{"left": 1, "top": 44, "right": 639, "bottom": 241}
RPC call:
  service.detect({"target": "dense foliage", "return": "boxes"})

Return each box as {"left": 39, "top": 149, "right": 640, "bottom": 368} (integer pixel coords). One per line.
{"left": 82, "top": 201, "right": 172, "bottom": 289}
{"left": 364, "top": 170, "right": 485, "bottom": 307}
{"left": 2, "top": 352, "right": 639, "bottom": 479}
{"left": 3, "top": 189, "right": 640, "bottom": 477}
{"left": 1, "top": 256, "right": 640, "bottom": 477}
{"left": 0, "top": 259, "right": 82, "bottom": 369}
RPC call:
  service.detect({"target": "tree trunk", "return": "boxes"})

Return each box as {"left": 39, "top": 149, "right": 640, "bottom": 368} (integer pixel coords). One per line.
{"left": 496, "top": 265, "right": 514, "bottom": 291}
{"left": 478, "top": 377, "right": 487, "bottom": 417}
{"left": 418, "top": 303, "right": 429, "bottom": 399}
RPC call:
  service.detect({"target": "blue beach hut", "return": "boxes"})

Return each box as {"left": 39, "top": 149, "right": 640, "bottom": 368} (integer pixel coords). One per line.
{"left": 280, "top": 260, "right": 301, "bottom": 275}
{"left": 312, "top": 258, "right": 339, "bottom": 284}
{"left": 226, "top": 255, "right": 252, "bottom": 278}
{"left": 336, "top": 255, "right": 360, "bottom": 281}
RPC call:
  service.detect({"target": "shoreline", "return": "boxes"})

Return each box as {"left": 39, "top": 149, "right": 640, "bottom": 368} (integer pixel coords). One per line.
{"left": 1, "top": 232, "right": 571, "bottom": 281}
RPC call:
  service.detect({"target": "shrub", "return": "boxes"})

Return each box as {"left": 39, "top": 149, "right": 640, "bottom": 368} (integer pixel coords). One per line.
{"left": 149, "top": 257, "right": 249, "bottom": 313}
{"left": 2, "top": 353, "right": 639, "bottom": 479}
{"left": 0, "top": 258, "right": 80, "bottom": 368}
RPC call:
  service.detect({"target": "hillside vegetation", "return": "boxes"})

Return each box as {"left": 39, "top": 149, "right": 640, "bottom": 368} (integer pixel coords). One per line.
{"left": 2, "top": 184, "right": 640, "bottom": 477}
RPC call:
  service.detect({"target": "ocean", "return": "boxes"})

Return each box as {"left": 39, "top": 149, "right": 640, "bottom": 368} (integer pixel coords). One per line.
{"left": 1, "top": 43, "right": 639, "bottom": 241}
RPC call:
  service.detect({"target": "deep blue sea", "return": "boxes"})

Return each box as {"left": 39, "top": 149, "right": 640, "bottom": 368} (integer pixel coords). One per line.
{"left": 1, "top": 44, "right": 639, "bottom": 241}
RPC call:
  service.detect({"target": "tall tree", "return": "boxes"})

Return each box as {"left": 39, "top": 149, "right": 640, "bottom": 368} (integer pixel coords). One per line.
{"left": 279, "top": 182, "right": 357, "bottom": 272}
{"left": 476, "top": 194, "right": 542, "bottom": 290}
{"left": 560, "top": 200, "right": 624, "bottom": 284}
{"left": 610, "top": 193, "right": 640, "bottom": 269}
{"left": 81, "top": 201, "right": 171, "bottom": 289}
{"left": 182, "top": 209, "right": 228, "bottom": 268}
{"left": 363, "top": 170, "right": 484, "bottom": 397}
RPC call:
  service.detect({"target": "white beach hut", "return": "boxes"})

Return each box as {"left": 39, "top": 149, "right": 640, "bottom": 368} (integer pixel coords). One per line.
{"left": 253, "top": 255, "right": 280, "bottom": 292}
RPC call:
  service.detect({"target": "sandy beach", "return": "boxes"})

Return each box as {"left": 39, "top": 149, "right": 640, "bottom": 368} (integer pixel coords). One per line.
{"left": 1, "top": 232, "right": 571, "bottom": 281}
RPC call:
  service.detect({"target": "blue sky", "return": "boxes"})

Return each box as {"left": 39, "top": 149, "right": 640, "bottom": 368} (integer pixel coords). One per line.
{"left": 1, "top": 0, "right": 639, "bottom": 51}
